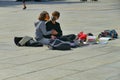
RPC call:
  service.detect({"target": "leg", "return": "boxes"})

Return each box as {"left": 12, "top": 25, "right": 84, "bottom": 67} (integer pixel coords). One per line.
{"left": 38, "top": 38, "right": 51, "bottom": 45}
{"left": 59, "top": 34, "right": 76, "bottom": 42}
{"left": 22, "top": 0, "right": 27, "bottom": 9}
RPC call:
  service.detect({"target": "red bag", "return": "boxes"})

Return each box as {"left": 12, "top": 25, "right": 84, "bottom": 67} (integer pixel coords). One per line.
{"left": 77, "top": 32, "right": 87, "bottom": 41}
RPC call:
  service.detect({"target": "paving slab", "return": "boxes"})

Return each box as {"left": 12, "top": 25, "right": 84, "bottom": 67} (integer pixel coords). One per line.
{"left": 0, "top": 0, "right": 120, "bottom": 80}
{"left": 56, "top": 62, "right": 120, "bottom": 80}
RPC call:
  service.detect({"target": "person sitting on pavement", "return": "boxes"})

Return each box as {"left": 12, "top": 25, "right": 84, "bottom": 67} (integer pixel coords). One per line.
{"left": 34, "top": 11, "right": 58, "bottom": 45}
{"left": 45, "top": 11, "right": 76, "bottom": 42}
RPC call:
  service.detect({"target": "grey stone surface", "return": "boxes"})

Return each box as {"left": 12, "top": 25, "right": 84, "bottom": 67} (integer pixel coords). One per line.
{"left": 0, "top": 0, "right": 120, "bottom": 80}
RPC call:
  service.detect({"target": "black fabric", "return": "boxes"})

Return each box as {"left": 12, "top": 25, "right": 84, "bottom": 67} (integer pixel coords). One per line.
{"left": 110, "top": 30, "right": 118, "bottom": 38}
{"left": 45, "top": 21, "right": 63, "bottom": 38}
{"left": 14, "top": 37, "right": 43, "bottom": 47}
{"left": 22, "top": 0, "right": 25, "bottom": 3}
{"left": 48, "top": 39, "right": 71, "bottom": 50}
{"left": 25, "top": 39, "right": 43, "bottom": 47}
{"left": 45, "top": 21, "right": 76, "bottom": 42}
{"left": 87, "top": 33, "right": 94, "bottom": 36}
{"left": 53, "top": 43, "right": 71, "bottom": 50}
{"left": 81, "top": 0, "right": 87, "bottom": 1}
{"left": 14, "top": 37, "right": 23, "bottom": 46}
{"left": 59, "top": 34, "right": 76, "bottom": 42}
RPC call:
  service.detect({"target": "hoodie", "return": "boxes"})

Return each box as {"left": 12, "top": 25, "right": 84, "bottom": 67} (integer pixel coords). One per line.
{"left": 35, "top": 20, "right": 52, "bottom": 41}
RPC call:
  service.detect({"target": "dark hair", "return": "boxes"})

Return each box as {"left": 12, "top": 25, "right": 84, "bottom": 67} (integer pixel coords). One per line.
{"left": 38, "top": 11, "right": 49, "bottom": 21}
{"left": 52, "top": 11, "right": 60, "bottom": 18}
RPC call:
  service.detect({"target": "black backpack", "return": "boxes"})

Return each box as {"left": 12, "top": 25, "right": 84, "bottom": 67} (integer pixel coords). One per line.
{"left": 48, "top": 39, "right": 71, "bottom": 50}
{"left": 14, "top": 36, "right": 43, "bottom": 47}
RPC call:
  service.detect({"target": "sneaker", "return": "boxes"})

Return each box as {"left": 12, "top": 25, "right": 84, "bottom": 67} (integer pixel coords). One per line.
{"left": 23, "top": 6, "right": 27, "bottom": 10}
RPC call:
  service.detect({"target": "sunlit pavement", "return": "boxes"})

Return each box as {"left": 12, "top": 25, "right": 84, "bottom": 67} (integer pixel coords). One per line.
{"left": 0, "top": 0, "right": 120, "bottom": 80}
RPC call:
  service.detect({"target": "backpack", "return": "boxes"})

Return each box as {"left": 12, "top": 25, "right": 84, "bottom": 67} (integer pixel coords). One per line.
{"left": 98, "top": 29, "right": 118, "bottom": 39}
{"left": 77, "top": 32, "right": 87, "bottom": 42}
{"left": 48, "top": 39, "right": 71, "bottom": 50}
{"left": 14, "top": 36, "right": 43, "bottom": 47}
{"left": 109, "top": 29, "right": 118, "bottom": 38}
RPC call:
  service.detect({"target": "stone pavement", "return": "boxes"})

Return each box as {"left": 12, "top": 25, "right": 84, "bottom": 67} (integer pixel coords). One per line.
{"left": 0, "top": 0, "right": 120, "bottom": 80}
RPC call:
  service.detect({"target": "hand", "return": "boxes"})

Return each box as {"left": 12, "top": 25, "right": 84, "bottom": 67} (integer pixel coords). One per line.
{"left": 51, "top": 35, "right": 56, "bottom": 39}
{"left": 51, "top": 29, "right": 58, "bottom": 35}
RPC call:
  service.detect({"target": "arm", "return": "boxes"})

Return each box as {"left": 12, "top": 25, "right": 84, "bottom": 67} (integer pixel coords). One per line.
{"left": 39, "top": 21, "right": 52, "bottom": 35}
{"left": 56, "top": 23, "right": 63, "bottom": 37}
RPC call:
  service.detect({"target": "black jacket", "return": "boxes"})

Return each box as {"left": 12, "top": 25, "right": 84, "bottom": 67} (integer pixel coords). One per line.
{"left": 44, "top": 21, "right": 63, "bottom": 38}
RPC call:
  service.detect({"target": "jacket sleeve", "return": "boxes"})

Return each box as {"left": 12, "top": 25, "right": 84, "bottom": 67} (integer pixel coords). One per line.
{"left": 57, "top": 23, "right": 63, "bottom": 37}
{"left": 39, "top": 22, "right": 52, "bottom": 35}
